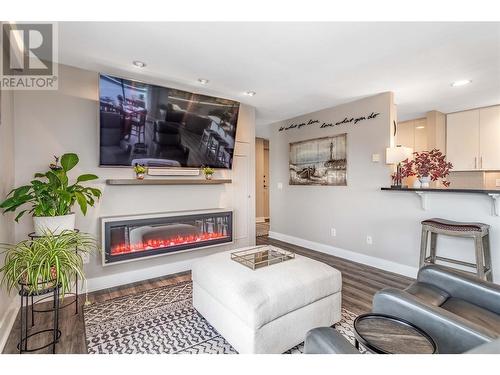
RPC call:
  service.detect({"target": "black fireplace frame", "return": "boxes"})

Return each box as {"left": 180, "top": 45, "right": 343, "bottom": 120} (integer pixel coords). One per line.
{"left": 101, "top": 210, "right": 233, "bottom": 265}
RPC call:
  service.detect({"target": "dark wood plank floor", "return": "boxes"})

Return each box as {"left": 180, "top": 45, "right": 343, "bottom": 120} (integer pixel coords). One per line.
{"left": 3, "top": 236, "right": 413, "bottom": 354}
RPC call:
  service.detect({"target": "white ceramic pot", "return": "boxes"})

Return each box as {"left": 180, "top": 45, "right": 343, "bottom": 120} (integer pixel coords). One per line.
{"left": 33, "top": 213, "right": 76, "bottom": 236}
{"left": 412, "top": 178, "right": 422, "bottom": 188}
{"left": 419, "top": 176, "right": 431, "bottom": 188}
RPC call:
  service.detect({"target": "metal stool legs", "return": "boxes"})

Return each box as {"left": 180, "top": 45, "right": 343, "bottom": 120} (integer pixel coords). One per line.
{"left": 482, "top": 234, "right": 493, "bottom": 282}
{"left": 419, "top": 227, "right": 429, "bottom": 268}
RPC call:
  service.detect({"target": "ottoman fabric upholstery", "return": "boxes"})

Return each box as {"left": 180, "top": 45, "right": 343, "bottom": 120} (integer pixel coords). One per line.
{"left": 192, "top": 248, "right": 342, "bottom": 353}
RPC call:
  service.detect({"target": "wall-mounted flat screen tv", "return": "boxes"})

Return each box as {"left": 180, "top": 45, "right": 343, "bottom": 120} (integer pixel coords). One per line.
{"left": 99, "top": 74, "right": 240, "bottom": 169}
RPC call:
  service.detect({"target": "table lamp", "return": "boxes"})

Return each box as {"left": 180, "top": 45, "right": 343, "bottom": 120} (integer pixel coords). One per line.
{"left": 386, "top": 146, "right": 413, "bottom": 188}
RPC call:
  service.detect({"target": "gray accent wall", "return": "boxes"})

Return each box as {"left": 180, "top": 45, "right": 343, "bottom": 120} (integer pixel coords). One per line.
{"left": 268, "top": 92, "right": 499, "bottom": 281}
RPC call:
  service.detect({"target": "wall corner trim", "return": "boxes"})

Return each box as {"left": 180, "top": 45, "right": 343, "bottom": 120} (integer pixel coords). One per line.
{"left": 0, "top": 297, "right": 19, "bottom": 352}
{"left": 268, "top": 231, "right": 418, "bottom": 279}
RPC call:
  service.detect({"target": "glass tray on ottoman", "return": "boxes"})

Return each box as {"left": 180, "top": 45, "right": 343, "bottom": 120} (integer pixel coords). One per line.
{"left": 230, "top": 245, "right": 295, "bottom": 270}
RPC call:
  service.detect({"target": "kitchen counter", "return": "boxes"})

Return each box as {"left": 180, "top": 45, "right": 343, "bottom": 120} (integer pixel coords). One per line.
{"left": 381, "top": 187, "right": 500, "bottom": 215}
{"left": 381, "top": 187, "right": 500, "bottom": 194}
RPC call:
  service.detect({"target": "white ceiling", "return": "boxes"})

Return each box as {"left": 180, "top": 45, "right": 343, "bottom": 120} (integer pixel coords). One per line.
{"left": 58, "top": 22, "right": 500, "bottom": 127}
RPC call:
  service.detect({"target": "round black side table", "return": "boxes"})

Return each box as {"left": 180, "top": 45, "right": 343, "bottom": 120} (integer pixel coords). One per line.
{"left": 353, "top": 313, "right": 437, "bottom": 354}
{"left": 18, "top": 281, "right": 62, "bottom": 354}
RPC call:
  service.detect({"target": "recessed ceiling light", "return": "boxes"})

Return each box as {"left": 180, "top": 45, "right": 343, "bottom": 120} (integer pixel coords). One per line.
{"left": 133, "top": 60, "right": 146, "bottom": 68}
{"left": 451, "top": 79, "right": 471, "bottom": 87}
{"left": 198, "top": 78, "right": 209, "bottom": 85}
{"left": 244, "top": 91, "right": 256, "bottom": 97}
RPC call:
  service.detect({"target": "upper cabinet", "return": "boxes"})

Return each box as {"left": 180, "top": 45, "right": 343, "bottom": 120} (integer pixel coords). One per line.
{"left": 479, "top": 106, "right": 500, "bottom": 170}
{"left": 413, "top": 118, "right": 428, "bottom": 152}
{"left": 396, "top": 111, "right": 445, "bottom": 153}
{"left": 395, "top": 119, "right": 415, "bottom": 149}
{"left": 446, "top": 109, "right": 480, "bottom": 171}
{"left": 446, "top": 105, "right": 500, "bottom": 171}
{"left": 396, "top": 118, "right": 428, "bottom": 152}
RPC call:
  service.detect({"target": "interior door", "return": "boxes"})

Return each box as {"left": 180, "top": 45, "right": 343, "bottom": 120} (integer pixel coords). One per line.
{"left": 479, "top": 106, "right": 500, "bottom": 170}
{"left": 446, "top": 110, "right": 480, "bottom": 171}
{"left": 263, "top": 147, "right": 270, "bottom": 218}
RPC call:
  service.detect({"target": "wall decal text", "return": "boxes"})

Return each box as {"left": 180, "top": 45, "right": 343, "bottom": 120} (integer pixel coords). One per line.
{"left": 278, "top": 112, "right": 380, "bottom": 132}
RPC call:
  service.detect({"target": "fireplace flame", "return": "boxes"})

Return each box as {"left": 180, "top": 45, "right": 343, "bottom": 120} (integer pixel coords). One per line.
{"left": 110, "top": 232, "right": 228, "bottom": 255}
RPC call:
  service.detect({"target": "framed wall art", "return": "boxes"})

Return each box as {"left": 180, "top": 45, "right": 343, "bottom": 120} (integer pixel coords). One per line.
{"left": 289, "top": 133, "right": 347, "bottom": 186}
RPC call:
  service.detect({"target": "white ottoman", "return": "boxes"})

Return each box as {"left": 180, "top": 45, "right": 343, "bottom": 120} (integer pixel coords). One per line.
{"left": 192, "top": 248, "right": 342, "bottom": 353}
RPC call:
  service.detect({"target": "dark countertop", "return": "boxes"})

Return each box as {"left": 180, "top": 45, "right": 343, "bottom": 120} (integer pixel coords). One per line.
{"left": 381, "top": 187, "right": 500, "bottom": 194}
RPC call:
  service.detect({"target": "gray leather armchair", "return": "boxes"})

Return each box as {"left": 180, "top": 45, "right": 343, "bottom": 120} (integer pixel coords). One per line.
{"left": 304, "top": 328, "right": 500, "bottom": 354}
{"left": 305, "top": 265, "right": 500, "bottom": 354}
{"left": 373, "top": 265, "right": 500, "bottom": 353}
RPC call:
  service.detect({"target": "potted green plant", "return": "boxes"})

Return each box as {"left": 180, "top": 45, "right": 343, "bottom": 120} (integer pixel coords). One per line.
{"left": 0, "top": 153, "right": 102, "bottom": 236}
{"left": 133, "top": 163, "right": 147, "bottom": 180}
{"left": 0, "top": 230, "right": 99, "bottom": 295}
{"left": 201, "top": 166, "right": 215, "bottom": 180}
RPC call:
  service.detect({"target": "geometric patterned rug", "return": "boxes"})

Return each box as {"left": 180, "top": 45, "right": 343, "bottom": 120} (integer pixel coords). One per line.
{"left": 84, "top": 281, "right": 364, "bottom": 354}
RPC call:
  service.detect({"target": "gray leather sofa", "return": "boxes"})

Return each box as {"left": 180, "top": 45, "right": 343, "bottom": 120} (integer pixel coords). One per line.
{"left": 305, "top": 265, "right": 500, "bottom": 354}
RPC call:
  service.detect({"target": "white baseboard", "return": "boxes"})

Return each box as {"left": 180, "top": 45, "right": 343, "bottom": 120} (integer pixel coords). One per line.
{"left": 0, "top": 297, "right": 19, "bottom": 353}
{"left": 85, "top": 258, "right": 193, "bottom": 293}
{"left": 268, "top": 231, "right": 418, "bottom": 278}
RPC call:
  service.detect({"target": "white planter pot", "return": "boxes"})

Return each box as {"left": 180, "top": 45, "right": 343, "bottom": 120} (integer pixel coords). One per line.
{"left": 419, "top": 176, "right": 431, "bottom": 188}
{"left": 33, "top": 213, "right": 76, "bottom": 236}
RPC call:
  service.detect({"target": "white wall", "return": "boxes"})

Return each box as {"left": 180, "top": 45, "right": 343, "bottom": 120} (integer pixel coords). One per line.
{"left": 0, "top": 89, "right": 18, "bottom": 350}
{"left": 11, "top": 64, "right": 256, "bottom": 292}
{"left": 269, "top": 92, "right": 500, "bottom": 281}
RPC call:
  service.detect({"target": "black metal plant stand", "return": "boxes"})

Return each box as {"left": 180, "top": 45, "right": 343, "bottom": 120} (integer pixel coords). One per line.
{"left": 17, "top": 281, "right": 62, "bottom": 354}
{"left": 17, "top": 231, "right": 82, "bottom": 354}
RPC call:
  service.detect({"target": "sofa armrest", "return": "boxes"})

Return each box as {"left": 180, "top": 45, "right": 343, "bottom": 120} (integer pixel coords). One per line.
{"left": 373, "top": 288, "right": 496, "bottom": 353}
{"left": 304, "top": 327, "right": 359, "bottom": 354}
{"left": 418, "top": 265, "right": 500, "bottom": 314}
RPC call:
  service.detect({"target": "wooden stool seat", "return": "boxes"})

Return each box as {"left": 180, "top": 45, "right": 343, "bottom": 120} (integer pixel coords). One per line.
{"left": 419, "top": 218, "right": 492, "bottom": 281}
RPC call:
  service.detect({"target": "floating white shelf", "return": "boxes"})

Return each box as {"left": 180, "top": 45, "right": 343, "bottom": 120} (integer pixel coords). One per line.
{"left": 106, "top": 178, "right": 232, "bottom": 185}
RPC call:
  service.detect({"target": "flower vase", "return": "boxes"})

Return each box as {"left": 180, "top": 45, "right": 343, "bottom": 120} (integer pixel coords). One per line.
{"left": 419, "top": 176, "right": 431, "bottom": 188}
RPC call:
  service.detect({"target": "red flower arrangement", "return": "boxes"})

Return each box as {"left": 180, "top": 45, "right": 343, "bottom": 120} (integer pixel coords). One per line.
{"left": 398, "top": 149, "right": 453, "bottom": 187}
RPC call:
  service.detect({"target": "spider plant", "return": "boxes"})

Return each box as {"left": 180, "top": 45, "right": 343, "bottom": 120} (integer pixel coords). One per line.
{"left": 0, "top": 230, "right": 99, "bottom": 296}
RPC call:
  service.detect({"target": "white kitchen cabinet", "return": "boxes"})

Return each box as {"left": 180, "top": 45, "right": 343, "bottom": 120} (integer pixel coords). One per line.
{"left": 446, "top": 106, "right": 500, "bottom": 171}
{"left": 479, "top": 106, "right": 500, "bottom": 170}
{"left": 396, "top": 111, "right": 446, "bottom": 154}
{"left": 414, "top": 118, "right": 428, "bottom": 152}
{"left": 446, "top": 109, "right": 480, "bottom": 171}
{"left": 396, "top": 120, "right": 415, "bottom": 148}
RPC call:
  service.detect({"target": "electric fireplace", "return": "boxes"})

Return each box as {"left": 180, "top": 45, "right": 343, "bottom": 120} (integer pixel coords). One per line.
{"left": 101, "top": 210, "right": 233, "bottom": 265}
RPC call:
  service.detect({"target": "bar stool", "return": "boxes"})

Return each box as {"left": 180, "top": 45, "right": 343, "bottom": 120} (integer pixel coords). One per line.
{"left": 419, "top": 218, "right": 492, "bottom": 281}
